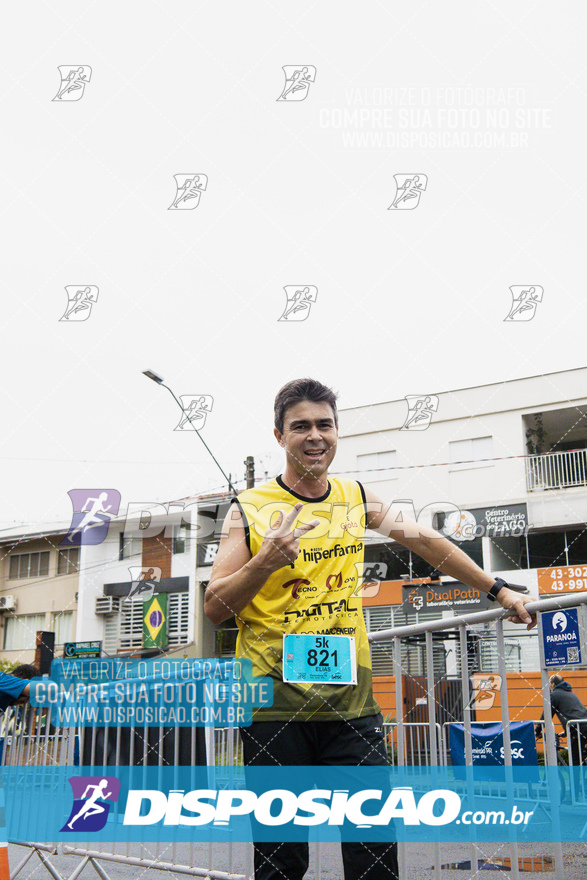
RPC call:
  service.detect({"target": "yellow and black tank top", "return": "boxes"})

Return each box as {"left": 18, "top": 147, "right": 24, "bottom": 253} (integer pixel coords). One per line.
{"left": 233, "top": 475, "right": 380, "bottom": 721}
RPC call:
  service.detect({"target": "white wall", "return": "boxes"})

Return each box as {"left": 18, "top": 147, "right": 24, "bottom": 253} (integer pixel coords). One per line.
{"left": 336, "top": 370, "right": 587, "bottom": 519}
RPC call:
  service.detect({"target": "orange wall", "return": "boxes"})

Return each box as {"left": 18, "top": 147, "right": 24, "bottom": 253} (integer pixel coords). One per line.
{"left": 373, "top": 670, "right": 587, "bottom": 731}
{"left": 475, "top": 670, "right": 587, "bottom": 729}
{"left": 373, "top": 676, "right": 397, "bottom": 721}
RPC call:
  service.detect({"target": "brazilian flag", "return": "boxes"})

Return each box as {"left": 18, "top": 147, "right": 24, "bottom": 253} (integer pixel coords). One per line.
{"left": 143, "top": 594, "right": 168, "bottom": 648}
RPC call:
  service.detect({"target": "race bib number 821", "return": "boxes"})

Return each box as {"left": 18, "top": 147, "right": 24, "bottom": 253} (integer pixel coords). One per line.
{"left": 282, "top": 634, "right": 357, "bottom": 685}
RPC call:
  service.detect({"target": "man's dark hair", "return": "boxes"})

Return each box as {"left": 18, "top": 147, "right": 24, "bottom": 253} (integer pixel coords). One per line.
{"left": 274, "top": 378, "right": 338, "bottom": 434}
{"left": 550, "top": 674, "right": 564, "bottom": 687}
{"left": 12, "top": 664, "right": 40, "bottom": 680}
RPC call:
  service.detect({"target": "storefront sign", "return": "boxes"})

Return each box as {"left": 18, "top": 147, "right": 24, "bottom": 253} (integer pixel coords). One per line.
{"left": 441, "top": 504, "right": 528, "bottom": 542}
{"left": 197, "top": 542, "right": 219, "bottom": 566}
{"left": 402, "top": 582, "right": 486, "bottom": 614}
{"left": 63, "top": 641, "right": 102, "bottom": 659}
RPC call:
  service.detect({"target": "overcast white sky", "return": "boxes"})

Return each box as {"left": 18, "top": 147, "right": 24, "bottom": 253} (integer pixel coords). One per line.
{"left": 1, "top": 1, "right": 586, "bottom": 528}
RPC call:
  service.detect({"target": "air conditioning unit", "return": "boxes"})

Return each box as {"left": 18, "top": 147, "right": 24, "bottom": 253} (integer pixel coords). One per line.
{"left": 95, "top": 596, "right": 120, "bottom": 615}
{"left": 0, "top": 596, "right": 16, "bottom": 611}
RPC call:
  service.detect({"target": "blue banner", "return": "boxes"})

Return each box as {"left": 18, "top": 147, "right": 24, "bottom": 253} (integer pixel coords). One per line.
{"left": 541, "top": 608, "right": 584, "bottom": 668}
{"left": 3, "top": 765, "right": 587, "bottom": 843}
{"left": 449, "top": 721, "right": 538, "bottom": 778}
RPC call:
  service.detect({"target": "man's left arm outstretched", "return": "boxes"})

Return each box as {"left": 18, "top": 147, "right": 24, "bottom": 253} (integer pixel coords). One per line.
{"left": 363, "top": 486, "right": 536, "bottom": 629}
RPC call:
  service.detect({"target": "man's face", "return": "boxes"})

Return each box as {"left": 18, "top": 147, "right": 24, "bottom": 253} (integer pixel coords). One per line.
{"left": 274, "top": 400, "right": 338, "bottom": 481}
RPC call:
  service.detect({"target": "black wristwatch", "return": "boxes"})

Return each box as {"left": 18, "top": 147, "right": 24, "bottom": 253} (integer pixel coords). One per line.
{"left": 486, "top": 577, "right": 508, "bottom": 602}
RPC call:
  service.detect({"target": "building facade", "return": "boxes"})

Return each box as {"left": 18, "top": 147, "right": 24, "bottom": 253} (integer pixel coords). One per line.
{"left": 0, "top": 526, "right": 79, "bottom": 666}
{"left": 335, "top": 368, "right": 587, "bottom": 720}
{"left": 74, "top": 493, "right": 233, "bottom": 658}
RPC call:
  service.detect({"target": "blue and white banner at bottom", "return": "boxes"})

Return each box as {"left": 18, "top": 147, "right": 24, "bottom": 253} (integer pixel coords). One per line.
{"left": 3, "top": 766, "right": 587, "bottom": 843}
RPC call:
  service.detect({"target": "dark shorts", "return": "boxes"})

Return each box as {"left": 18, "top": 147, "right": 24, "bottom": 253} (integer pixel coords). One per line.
{"left": 240, "top": 713, "right": 399, "bottom": 880}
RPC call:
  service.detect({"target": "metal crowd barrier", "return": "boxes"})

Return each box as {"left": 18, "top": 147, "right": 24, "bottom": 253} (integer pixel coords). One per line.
{"left": 382, "top": 721, "right": 445, "bottom": 766}
{"left": 566, "top": 718, "right": 587, "bottom": 803}
{"left": 1, "top": 705, "right": 253, "bottom": 880}
{"left": 4, "top": 593, "right": 587, "bottom": 880}
{"left": 368, "top": 591, "right": 587, "bottom": 880}
{"left": 440, "top": 719, "right": 568, "bottom": 814}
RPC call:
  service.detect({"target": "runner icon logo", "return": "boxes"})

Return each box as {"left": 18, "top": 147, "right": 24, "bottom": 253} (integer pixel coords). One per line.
{"left": 276, "top": 66, "right": 316, "bottom": 101}
{"left": 61, "top": 776, "right": 121, "bottom": 832}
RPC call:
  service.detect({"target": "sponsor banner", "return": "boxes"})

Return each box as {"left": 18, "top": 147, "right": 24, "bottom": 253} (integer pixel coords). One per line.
{"left": 541, "top": 607, "right": 586, "bottom": 668}
{"left": 403, "top": 582, "right": 485, "bottom": 614}
{"left": 440, "top": 504, "right": 528, "bottom": 541}
{"left": 449, "top": 722, "right": 538, "bottom": 778}
{"left": 3, "top": 765, "right": 587, "bottom": 843}
{"left": 28, "top": 658, "right": 273, "bottom": 726}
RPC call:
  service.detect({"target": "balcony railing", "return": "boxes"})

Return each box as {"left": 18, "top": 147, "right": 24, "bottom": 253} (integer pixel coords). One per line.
{"left": 526, "top": 449, "right": 587, "bottom": 491}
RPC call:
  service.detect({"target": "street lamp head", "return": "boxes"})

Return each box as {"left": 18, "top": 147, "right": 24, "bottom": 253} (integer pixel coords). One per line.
{"left": 142, "top": 369, "right": 237, "bottom": 496}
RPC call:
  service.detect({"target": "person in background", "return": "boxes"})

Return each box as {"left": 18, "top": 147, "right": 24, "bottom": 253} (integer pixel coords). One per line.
{"left": 541, "top": 673, "right": 587, "bottom": 766}
{"left": 0, "top": 666, "right": 39, "bottom": 712}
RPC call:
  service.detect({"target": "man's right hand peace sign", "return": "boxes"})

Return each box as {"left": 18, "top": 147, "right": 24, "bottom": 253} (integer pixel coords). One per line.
{"left": 258, "top": 502, "right": 320, "bottom": 572}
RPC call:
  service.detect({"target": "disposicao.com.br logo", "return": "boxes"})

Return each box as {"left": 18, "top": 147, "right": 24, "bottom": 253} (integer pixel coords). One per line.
{"left": 2, "top": 764, "right": 587, "bottom": 843}
{"left": 56, "top": 770, "right": 537, "bottom": 841}
{"left": 9, "top": 766, "right": 582, "bottom": 843}
{"left": 123, "top": 785, "right": 533, "bottom": 832}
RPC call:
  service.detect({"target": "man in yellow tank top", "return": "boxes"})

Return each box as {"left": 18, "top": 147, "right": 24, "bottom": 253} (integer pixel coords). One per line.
{"left": 205, "top": 378, "right": 536, "bottom": 880}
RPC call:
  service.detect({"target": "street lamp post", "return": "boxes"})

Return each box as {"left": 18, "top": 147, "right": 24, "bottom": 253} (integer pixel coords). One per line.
{"left": 142, "top": 369, "right": 237, "bottom": 496}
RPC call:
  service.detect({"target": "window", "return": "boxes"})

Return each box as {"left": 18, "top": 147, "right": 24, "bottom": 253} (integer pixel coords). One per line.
{"left": 364, "top": 543, "right": 439, "bottom": 581}
{"left": 394, "top": 608, "right": 449, "bottom": 678}
{"left": 381, "top": 608, "right": 446, "bottom": 677}
{"left": 449, "top": 437, "right": 493, "bottom": 470}
{"left": 57, "top": 547, "right": 80, "bottom": 575}
{"left": 8, "top": 552, "right": 50, "bottom": 579}
{"left": 357, "top": 450, "right": 397, "bottom": 482}
{"left": 201, "top": 543, "right": 219, "bottom": 565}
{"left": 489, "top": 535, "right": 526, "bottom": 571}
{"left": 527, "top": 530, "right": 567, "bottom": 569}
{"left": 53, "top": 611, "right": 74, "bottom": 646}
{"left": 167, "top": 593, "right": 190, "bottom": 645}
{"left": 464, "top": 629, "right": 539, "bottom": 674}
{"left": 172, "top": 524, "right": 188, "bottom": 555}
{"left": 3, "top": 613, "right": 46, "bottom": 651}
{"left": 566, "top": 529, "right": 587, "bottom": 565}
{"left": 364, "top": 606, "right": 394, "bottom": 675}
{"left": 215, "top": 617, "right": 239, "bottom": 657}
{"left": 488, "top": 527, "right": 587, "bottom": 572}
{"left": 116, "top": 600, "right": 144, "bottom": 651}
{"left": 446, "top": 537, "right": 483, "bottom": 570}
{"left": 119, "top": 533, "right": 142, "bottom": 560}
